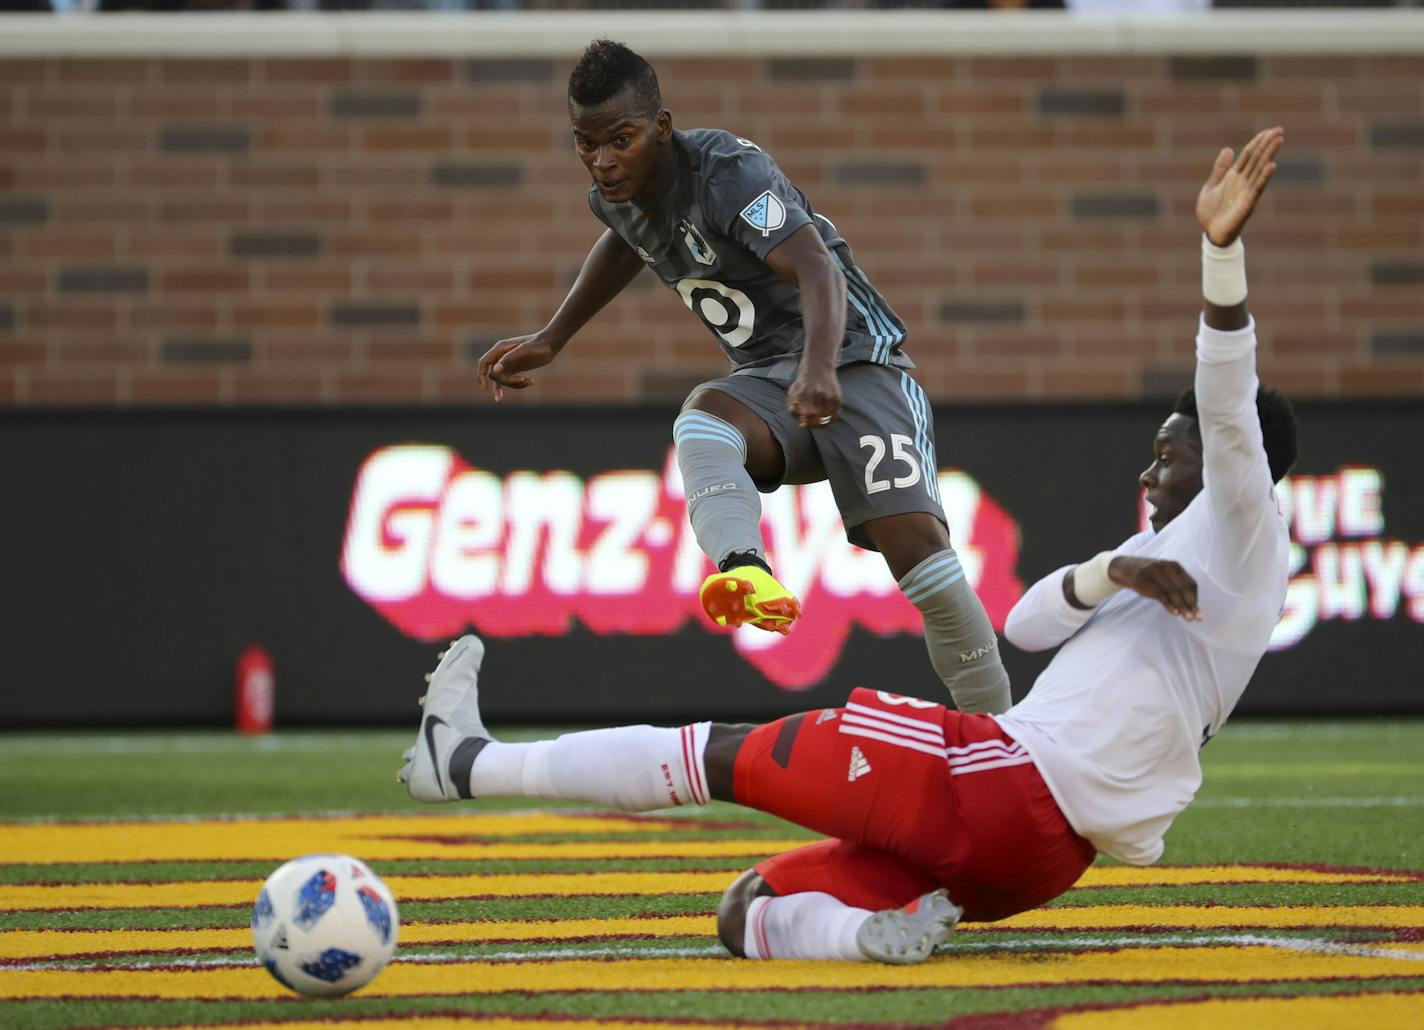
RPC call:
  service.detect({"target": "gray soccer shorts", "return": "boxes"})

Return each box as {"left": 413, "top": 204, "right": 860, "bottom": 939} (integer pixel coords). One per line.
{"left": 690, "top": 362, "right": 947, "bottom": 551}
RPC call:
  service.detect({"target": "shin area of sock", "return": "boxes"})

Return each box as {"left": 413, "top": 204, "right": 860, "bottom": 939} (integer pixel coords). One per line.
{"left": 742, "top": 892, "right": 871, "bottom": 961}
{"left": 470, "top": 723, "right": 712, "bottom": 811}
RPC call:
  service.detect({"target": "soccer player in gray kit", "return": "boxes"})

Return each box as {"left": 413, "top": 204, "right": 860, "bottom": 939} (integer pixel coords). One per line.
{"left": 478, "top": 39, "right": 1009, "bottom": 715}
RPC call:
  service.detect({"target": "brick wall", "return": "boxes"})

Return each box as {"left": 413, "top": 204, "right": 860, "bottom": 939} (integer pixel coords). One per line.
{"left": 0, "top": 52, "right": 1421, "bottom": 406}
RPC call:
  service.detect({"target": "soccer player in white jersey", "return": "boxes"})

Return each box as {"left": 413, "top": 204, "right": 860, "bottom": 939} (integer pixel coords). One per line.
{"left": 476, "top": 39, "right": 1011, "bottom": 718}
{"left": 409, "top": 128, "right": 1299, "bottom": 964}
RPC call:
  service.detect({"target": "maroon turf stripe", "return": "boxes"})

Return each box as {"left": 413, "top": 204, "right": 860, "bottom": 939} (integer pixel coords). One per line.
{"left": 43, "top": 974, "right": 1423, "bottom": 1001}
{"left": 70, "top": 1007, "right": 824, "bottom": 1030}
{"left": 945, "top": 985, "right": 1424, "bottom": 1029}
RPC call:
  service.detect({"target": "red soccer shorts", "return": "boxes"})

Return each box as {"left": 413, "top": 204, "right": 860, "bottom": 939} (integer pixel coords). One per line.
{"left": 733, "top": 687, "right": 1096, "bottom": 922}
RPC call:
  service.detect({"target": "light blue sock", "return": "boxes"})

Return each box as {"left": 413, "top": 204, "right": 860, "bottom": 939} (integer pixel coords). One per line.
{"left": 900, "top": 548, "right": 1012, "bottom": 714}
{"left": 674, "top": 410, "right": 766, "bottom": 568}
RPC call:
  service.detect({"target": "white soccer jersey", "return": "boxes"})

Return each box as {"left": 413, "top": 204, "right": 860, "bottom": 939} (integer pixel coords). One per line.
{"left": 996, "top": 317, "right": 1290, "bottom": 866}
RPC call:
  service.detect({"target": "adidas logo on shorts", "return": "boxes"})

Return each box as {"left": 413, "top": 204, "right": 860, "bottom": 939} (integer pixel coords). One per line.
{"left": 847, "top": 746, "right": 872, "bottom": 782}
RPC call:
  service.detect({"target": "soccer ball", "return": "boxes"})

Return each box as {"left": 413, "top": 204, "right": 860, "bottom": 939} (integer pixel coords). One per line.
{"left": 251, "top": 853, "right": 399, "bottom": 997}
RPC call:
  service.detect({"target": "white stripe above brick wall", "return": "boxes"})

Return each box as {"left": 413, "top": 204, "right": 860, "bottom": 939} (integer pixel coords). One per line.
{"left": 1, "top": 12, "right": 1421, "bottom": 59}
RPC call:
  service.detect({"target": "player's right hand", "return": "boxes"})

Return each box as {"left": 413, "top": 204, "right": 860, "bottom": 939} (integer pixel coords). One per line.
{"left": 1108, "top": 556, "right": 1202, "bottom": 621}
{"left": 788, "top": 367, "right": 843, "bottom": 429}
{"left": 478, "top": 333, "right": 557, "bottom": 402}
{"left": 1196, "top": 126, "right": 1283, "bottom": 248}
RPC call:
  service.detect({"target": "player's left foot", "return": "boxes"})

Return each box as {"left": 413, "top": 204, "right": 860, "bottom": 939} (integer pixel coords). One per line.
{"left": 856, "top": 889, "right": 963, "bottom": 965}
{"left": 699, "top": 565, "right": 802, "bottom": 635}
{"left": 399, "top": 635, "right": 492, "bottom": 804}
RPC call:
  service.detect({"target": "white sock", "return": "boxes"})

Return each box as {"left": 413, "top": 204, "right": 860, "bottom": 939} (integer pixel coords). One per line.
{"left": 467, "top": 723, "right": 711, "bottom": 811}
{"left": 742, "top": 892, "right": 872, "bottom": 961}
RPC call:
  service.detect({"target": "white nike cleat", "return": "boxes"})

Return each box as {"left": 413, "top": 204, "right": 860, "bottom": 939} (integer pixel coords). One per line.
{"left": 400, "top": 635, "right": 493, "bottom": 803}
{"left": 856, "top": 889, "right": 963, "bottom": 965}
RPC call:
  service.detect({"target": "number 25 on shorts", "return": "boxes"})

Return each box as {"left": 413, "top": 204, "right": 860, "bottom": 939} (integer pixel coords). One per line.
{"left": 860, "top": 434, "right": 922, "bottom": 494}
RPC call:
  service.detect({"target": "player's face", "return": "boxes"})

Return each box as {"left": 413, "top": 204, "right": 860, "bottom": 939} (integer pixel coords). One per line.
{"left": 569, "top": 86, "right": 672, "bottom": 206}
{"left": 1139, "top": 414, "right": 1204, "bottom": 532}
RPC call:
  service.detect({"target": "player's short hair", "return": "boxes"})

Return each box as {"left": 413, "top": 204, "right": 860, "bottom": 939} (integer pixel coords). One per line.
{"left": 568, "top": 39, "right": 662, "bottom": 119}
{"left": 1173, "top": 387, "right": 1299, "bottom": 484}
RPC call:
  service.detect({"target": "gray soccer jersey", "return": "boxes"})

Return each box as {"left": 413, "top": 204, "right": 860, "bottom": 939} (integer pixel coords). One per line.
{"left": 588, "top": 128, "right": 912, "bottom": 379}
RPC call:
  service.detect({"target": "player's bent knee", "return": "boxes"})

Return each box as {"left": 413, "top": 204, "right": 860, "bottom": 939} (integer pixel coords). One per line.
{"left": 864, "top": 512, "right": 953, "bottom": 581}
{"left": 704, "top": 722, "right": 755, "bottom": 803}
{"left": 683, "top": 389, "right": 784, "bottom": 484}
{"left": 717, "top": 869, "right": 777, "bottom": 958}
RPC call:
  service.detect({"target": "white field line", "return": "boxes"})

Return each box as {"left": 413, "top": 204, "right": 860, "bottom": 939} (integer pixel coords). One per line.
{"left": 1230, "top": 934, "right": 1424, "bottom": 962}
{"left": 5, "top": 943, "right": 726, "bottom": 971}
{"left": 9, "top": 933, "right": 1423, "bottom": 973}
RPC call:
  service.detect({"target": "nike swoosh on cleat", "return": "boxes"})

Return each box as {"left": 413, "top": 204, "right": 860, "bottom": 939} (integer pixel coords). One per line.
{"left": 423, "top": 714, "right": 450, "bottom": 795}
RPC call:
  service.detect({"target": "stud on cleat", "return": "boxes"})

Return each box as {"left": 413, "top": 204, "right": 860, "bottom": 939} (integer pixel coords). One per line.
{"left": 857, "top": 889, "right": 963, "bottom": 965}
{"left": 699, "top": 566, "right": 802, "bottom": 635}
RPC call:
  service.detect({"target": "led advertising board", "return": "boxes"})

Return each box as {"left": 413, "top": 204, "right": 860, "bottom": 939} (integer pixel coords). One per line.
{"left": 4, "top": 403, "right": 1420, "bottom": 725}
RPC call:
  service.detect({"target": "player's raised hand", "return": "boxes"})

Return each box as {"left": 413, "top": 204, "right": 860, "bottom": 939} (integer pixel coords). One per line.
{"left": 788, "top": 368, "right": 843, "bottom": 430}
{"left": 1109, "top": 556, "right": 1202, "bottom": 621}
{"left": 477, "top": 333, "right": 558, "bottom": 402}
{"left": 1196, "top": 127, "right": 1284, "bottom": 247}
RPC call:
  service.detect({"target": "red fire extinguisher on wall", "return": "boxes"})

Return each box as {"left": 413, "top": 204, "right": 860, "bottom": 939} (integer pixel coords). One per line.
{"left": 235, "top": 644, "right": 275, "bottom": 735}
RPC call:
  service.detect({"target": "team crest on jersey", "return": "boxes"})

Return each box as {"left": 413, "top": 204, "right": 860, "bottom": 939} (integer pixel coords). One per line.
{"left": 740, "top": 190, "right": 786, "bottom": 238}
{"left": 679, "top": 220, "right": 716, "bottom": 266}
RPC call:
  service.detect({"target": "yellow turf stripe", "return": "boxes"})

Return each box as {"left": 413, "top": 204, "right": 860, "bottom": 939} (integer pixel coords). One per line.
{"left": 989, "top": 905, "right": 1424, "bottom": 931}
{"left": 1078, "top": 866, "right": 1414, "bottom": 886}
{"left": 3, "top": 947, "right": 1421, "bottom": 999}
{"left": 1051, "top": 990, "right": 1424, "bottom": 1029}
{"left": 1, "top": 813, "right": 801, "bottom": 865}
{"left": 0, "top": 872, "right": 733, "bottom": 911}
{"left": 0, "top": 917, "right": 717, "bottom": 959}
{"left": 174, "top": 1022, "right": 705, "bottom": 1030}
{"left": 2, "top": 865, "right": 1410, "bottom": 912}
{"left": 10, "top": 907, "right": 1424, "bottom": 961}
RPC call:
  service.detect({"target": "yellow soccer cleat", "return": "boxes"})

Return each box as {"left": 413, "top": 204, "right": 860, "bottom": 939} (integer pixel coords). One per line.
{"left": 699, "top": 565, "right": 802, "bottom": 635}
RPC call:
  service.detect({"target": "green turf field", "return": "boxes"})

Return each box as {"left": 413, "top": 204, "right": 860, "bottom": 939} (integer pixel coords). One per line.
{"left": 2, "top": 719, "right": 1421, "bottom": 1029}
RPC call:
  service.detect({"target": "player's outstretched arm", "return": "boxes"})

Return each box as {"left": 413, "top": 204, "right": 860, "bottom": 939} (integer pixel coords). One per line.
{"left": 1192, "top": 129, "right": 1284, "bottom": 539}
{"left": 765, "top": 225, "right": 847, "bottom": 429}
{"left": 478, "top": 229, "right": 645, "bottom": 401}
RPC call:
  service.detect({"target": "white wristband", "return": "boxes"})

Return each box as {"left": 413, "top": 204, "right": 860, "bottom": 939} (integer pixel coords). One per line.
{"left": 1202, "top": 233, "right": 1247, "bottom": 306}
{"left": 1071, "top": 551, "right": 1121, "bottom": 608}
